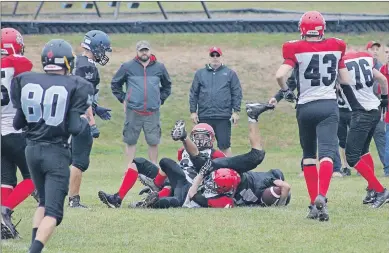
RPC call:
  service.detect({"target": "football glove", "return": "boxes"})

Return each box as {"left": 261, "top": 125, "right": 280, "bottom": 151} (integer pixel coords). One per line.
{"left": 90, "top": 124, "right": 100, "bottom": 138}
{"left": 280, "top": 88, "right": 296, "bottom": 103}
{"left": 95, "top": 105, "right": 112, "bottom": 120}
{"left": 199, "top": 159, "right": 214, "bottom": 177}
{"left": 380, "top": 95, "right": 388, "bottom": 115}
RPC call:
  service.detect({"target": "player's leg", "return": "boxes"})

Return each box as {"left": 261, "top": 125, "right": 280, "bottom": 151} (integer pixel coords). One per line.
{"left": 315, "top": 104, "right": 339, "bottom": 221}
{"left": 68, "top": 125, "right": 93, "bottom": 208}
{"left": 3, "top": 133, "right": 35, "bottom": 211}
{"left": 372, "top": 120, "right": 386, "bottom": 171}
{"left": 29, "top": 143, "right": 71, "bottom": 253}
{"left": 296, "top": 105, "right": 319, "bottom": 219}
{"left": 345, "top": 110, "right": 388, "bottom": 207}
{"left": 143, "top": 110, "right": 161, "bottom": 165}
{"left": 338, "top": 109, "right": 351, "bottom": 175}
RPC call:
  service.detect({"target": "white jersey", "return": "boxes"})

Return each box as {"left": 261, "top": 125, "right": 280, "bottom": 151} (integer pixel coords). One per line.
{"left": 1, "top": 54, "right": 33, "bottom": 136}
{"left": 341, "top": 51, "right": 380, "bottom": 111}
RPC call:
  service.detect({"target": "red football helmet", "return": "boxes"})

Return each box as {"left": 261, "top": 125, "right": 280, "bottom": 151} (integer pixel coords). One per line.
{"left": 298, "top": 11, "right": 326, "bottom": 38}
{"left": 1, "top": 28, "right": 24, "bottom": 55}
{"left": 190, "top": 123, "right": 215, "bottom": 150}
{"left": 211, "top": 168, "right": 241, "bottom": 194}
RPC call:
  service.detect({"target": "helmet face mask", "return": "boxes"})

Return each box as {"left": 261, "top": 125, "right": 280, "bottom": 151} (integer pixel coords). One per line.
{"left": 82, "top": 30, "right": 112, "bottom": 66}
{"left": 191, "top": 131, "right": 213, "bottom": 150}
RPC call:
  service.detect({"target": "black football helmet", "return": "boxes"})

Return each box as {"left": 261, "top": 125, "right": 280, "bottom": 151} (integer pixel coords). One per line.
{"left": 41, "top": 39, "right": 75, "bottom": 73}
{"left": 81, "top": 30, "right": 112, "bottom": 66}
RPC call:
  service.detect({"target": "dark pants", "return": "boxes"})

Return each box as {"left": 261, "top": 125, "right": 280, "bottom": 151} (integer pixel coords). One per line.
{"left": 373, "top": 120, "right": 387, "bottom": 169}
{"left": 25, "top": 141, "right": 71, "bottom": 226}
{"left": 346, "top": 110, "right": 380, "bottom": 167}
{"left": 71, "top": 124, "right": 93, "bottom": 172}
{"left": 337, "top": 109, "right": 351, "bottom": 149}
{"left": 199, "top": 118, "right": 231, "bottom": 150}
{"left": 296, "top": 100, "right": 339, "bottom": 161}
{"left": 1, "top": 133, "right": 30, "bottom": 186}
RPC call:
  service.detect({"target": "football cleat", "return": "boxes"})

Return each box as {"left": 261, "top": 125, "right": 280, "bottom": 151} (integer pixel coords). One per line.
{"left": 69, "top": 195, "right": 88, "bottom": 208}
{"left": 371, "top": 189, "right": 389, "bottom": 208}
{"left": 138, "top": 174, "right": 161, "bottom": 192}
{"left": 246, "top": 102, "right": 275, "bottom": 122}
{"left": 363, "top": 189, "right": 376, "bottom": 204}
{"left": 98, "top": 191, "right": 122, "bottom": 208}
{"left": 306, "top": 204, "right": 319, "bottom": 219}
{"left": 314, "top": 195, "right": 329, "bottom": 222}
{"left": 171, "top": 120, "right": 187, "bottom": 141}
{"left": 1, "top": 206, "right": 19, "bottom": 239}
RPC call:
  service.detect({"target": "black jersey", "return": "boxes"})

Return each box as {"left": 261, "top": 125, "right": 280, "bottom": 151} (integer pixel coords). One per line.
{"left": 73, "top": 54, "right": 100, "bottom": 95}
{"left": 11, "top": 72, "right": 94, "bottom": 144}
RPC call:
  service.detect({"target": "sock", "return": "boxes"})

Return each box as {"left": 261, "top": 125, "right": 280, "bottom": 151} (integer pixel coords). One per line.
{"left": 118, "top": 168, "right": 138, "bottom": 199}
{"left": 360, "top": 153, "right": 375, "bottom": 189}
{"left": 318, "top": 160, "right": 333, "bottom": 197}
{"left": 1, "top": 185, "right": 13, "bottom": 205}
{"left": 31, "top": 227, "right": 38, "bottom": 244}
{"left": 154, "top": 173, "right": 167, "bottom": 188}
{"left": 29, "top": 240, "right": 44, "bottom": 253}
{"left": 303, "top": 164, "right": 318, "bottom": 204}
{"left": 158, "top": 187, "right": 171, "bottom": 198}
{"left": 3, "top": 179, "right": 35, "bottom": 210}
{"left": 355, "top": 159, "right": 384, "bottom": 193}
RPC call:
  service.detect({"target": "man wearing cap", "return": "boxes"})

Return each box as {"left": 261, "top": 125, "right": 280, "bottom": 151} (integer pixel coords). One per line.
{"left": 189, "top": 47, "right": 242, "bottom": 157}
{"left": 366, "top": 41, "right": 389, "bottom": 175}
{"left": 380, "top": 43, "right": 389, "bottom": 176}
{"left": 107, "top": 40, "right": 171, "bottom": 207}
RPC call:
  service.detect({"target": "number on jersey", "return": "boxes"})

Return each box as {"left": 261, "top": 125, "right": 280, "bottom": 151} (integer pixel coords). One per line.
{"left": 1, "top": 70, "right": 10, "bottom": 106}
{"left": 304, "top": 54, "right": 337, "bottom": 86}
{"left": 345, "top": 59, "right": 373, "bottom": 90}
{"left": 21, "top": 83, "right": 68, "bottom": 126}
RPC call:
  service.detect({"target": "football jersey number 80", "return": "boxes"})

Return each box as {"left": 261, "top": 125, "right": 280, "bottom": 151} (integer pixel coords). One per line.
{"left": 21, "top": 83, "right": 68, "bottom": 126}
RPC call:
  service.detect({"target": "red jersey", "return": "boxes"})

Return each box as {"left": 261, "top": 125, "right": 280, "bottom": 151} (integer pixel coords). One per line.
{"left": 282, "top": 38, "right": 346, "bottom": 105}
{"left": 379, "top": 64, "right": 389, "bottom": 123}
{"left": 1, "top": 54, "right": 33, "bottom": 135}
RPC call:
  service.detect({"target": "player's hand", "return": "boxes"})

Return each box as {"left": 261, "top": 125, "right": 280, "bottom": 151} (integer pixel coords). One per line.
{"left": 190, "top": 112, "right": 199, "bottom": 124}
{"left": 281, "top": 88, "right": 296, "bottom": 103}
{"left": 95, "top": 106, "right": 112, "bottom": 120}
{"left": 199, "top": 159, "right": 213, "bottom": 176}
{"left": 90, "top": 124, "right": 100, "bottom": 138}
{"left": 268, "top": 97, "right": 278, "bottom": 106}
{"left": 380, "top": 95, "right": 388, "bottom": 115}
{"left": 231, "top": 112, "right": 239, "bottom": 126}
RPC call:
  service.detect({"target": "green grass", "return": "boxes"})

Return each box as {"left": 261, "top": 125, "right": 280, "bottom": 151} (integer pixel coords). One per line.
{"left": 2, "top": 32, "right": 389, "bottom": 253}
{"left": 2, "top": 1, "right": 389, "bottom": 15}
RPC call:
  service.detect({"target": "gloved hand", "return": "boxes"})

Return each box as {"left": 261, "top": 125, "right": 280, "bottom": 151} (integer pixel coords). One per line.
{"left": 280, "top": 88, "right": 296, "bottom": 103}
{"left": 199, "top": 159, "right": 214, "bottom": 177}
{"left": 95, "top": 105, "right": 112, "bottom": 120}
{"left": 380, "top": 94, "right": 388, "bottom": 115}
{"left": 90, "top": 124, "right": 100, "bottom": 138}
{"left": 139, "top": 187, "right": 151, "bottom": 196}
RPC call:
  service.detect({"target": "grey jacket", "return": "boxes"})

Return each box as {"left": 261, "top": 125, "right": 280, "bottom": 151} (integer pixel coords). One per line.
{"left": 189, "top": 64, "right": 242, "bottom": 119}
{"left": 111, "top": 55, "right": 171, "bottom": 112}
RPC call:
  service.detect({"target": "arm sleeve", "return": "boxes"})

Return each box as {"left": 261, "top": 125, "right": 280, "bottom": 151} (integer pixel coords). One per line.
{"left": 286, "top": 68, "right": 298, "bottom": 91}
{"left": 13, "top": 108, "right": 27, "bottom": 130}
{"left": 190, "top": 193, "right": 209, "bottom": 207}
{"left": 282, "top": 42, "right": 297, "bottom": 68}
{"left": 13, "top": 56, "right": 33, "bottom": 75}
{"left": 67, "top": 111, "right": 89, "bottom": 136}
{"left": 110, "top": 64, "right": 127, "bottom": 103}
{"left": 230, "top": 71, "right": 242, "bottom": 112}
{"left": 69, "top": 79, "right": 94, "bottom": 114}
{"left": 10, "top": 76, "right": 22, "bottom": 109}
{"left": 159, "top": 64, "right": 172, "bottom": 104}
{"left": 189, "top": 71, "right": 201, "bottom": 113}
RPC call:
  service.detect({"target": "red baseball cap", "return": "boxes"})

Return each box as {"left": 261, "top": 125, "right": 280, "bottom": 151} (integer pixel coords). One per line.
{"left": 366, "top": 41, "right": 381, "bottom": 50}
{"left": 209, "top": 46, "right": 222, "bottom": 56}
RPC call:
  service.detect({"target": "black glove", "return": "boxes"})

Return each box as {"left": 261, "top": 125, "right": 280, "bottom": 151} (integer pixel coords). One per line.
{"left": 95, "top": 105, "right": 112, "bottom": 120}
{"left": 199, "top": 159, "right": 214, "bottom": 177}
{"left": 139, "top": 187, "right": 151, "bottom": 196}
{"left": 380, "top": 94, "right": 388, "bottom": 115}
{"left": 90, "top": 124, "right": 100, "bottom": 138}
{"left": 280, "top": 88, "right": 296, "bottom": 103}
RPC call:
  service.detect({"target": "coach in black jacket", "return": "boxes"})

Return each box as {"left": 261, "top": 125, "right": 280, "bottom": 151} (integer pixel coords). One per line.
{"left": 189, "top": 47, "right": 242, "bottom": 156}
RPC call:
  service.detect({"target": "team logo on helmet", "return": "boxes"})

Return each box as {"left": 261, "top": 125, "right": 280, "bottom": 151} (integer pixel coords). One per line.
{"left": 15, "top": 33, "right": 23, "bottom": 45}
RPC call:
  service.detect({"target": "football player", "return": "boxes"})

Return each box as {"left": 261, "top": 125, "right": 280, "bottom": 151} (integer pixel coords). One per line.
{"left": 97, "top": 123, "right": 226, "bottom": 208}
{"left": 269, "top": 11, "right": 352, "bottom": 221}
{"left": 341, "top": 50, "right": 389, "bottom": 207}
{"left": 10, "top": 39, "right": 94, "bottom": 252}
{"left": 68, "top": 30, "right": 112, "bottom": 208}
{"left": 170, "top": 103, "right": 291, "bottom": 208}
{"left": 1, "top": 27, "right": 35, "bottom": 239}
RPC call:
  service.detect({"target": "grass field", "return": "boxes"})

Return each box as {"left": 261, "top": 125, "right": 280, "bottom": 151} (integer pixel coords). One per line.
{"left": 2, "top": 31, "right": 389, "bottom": 253}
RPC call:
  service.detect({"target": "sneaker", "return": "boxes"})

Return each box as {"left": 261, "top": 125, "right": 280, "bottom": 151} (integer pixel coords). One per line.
{"left": 138, "top": 174, "right": 160, "bottom": 192}
{"left": 98, "top": 191, "right": 122, "bottom": 208}
{"left": 306, "top": 204, "right": 319, "bottom": 219}
{"left": 371, "top": 189, "right": 389, "bottom": 208}
{"left": 362, "top": 189, "right": 376, "bottom": 204}
{"left": 314, "top": 195, "right": 329, "bottom": 222}
{"left": 246, "top": 102, "right": 275, "bottom": 122}
{"left": 69, "top": 195, "right": 88, "bottom": 208}
{"left": 171, "top": 120, "right": 187, "bottom": 141}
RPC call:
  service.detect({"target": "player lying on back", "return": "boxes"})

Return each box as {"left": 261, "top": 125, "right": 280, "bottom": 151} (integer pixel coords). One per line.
{"left": 268, "top": 11, "right": 353, "bottom": 221}
{"left": 340, "top": 50, "right": 389, "bottom": 207}
{"left": 68, "top": 30, "right": 112, "bottom": 208}
{"left": 1, "top": 27, "right": 35, "bottom": 240}
{"left": 97, "top": 123, "right": 226, "bottom": 208}
{"left": 171, "top": 103, "right": 291, "bottom": 208}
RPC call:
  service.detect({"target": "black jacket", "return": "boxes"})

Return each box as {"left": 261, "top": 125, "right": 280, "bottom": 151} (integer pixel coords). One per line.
{"left": 189, "top": 64, "right": 242, "bottom": 119}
